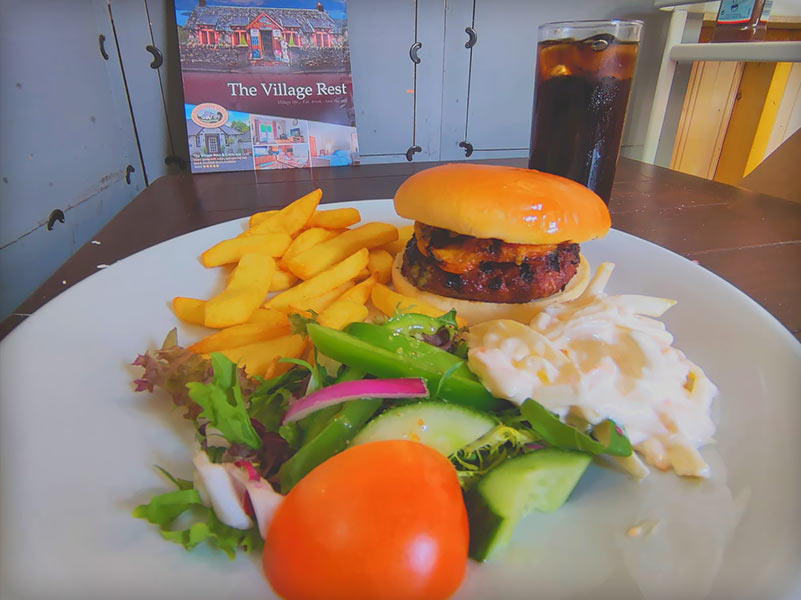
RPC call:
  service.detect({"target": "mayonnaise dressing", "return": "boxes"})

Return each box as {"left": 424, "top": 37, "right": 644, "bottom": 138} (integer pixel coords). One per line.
{"left": 466, "top": 263, "right": 718, "bottom": 478}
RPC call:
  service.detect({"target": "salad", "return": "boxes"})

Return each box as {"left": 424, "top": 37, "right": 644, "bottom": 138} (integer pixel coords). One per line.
{"left": 133, "top": 296, "right": 714, "bottom": 597}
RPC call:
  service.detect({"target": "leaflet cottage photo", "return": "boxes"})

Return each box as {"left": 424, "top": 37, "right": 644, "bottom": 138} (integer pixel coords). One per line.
{"left": 176, "top": 0, "right": 359, "bottom": 172}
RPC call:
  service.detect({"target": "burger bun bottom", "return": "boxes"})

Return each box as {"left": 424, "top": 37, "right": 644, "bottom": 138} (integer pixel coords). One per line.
{"left": 390, "top": 252, "right": 591, "bottom": 326}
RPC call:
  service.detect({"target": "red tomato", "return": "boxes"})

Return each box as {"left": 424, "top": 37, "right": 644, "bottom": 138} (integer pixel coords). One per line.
{"left": 263, "top": 440, "right": 469, "bottom": 600}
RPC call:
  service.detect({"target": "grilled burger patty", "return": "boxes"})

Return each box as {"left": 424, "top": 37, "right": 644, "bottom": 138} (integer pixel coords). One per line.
{"left": 401, "top": 225, "right": 581, "bottom": 303}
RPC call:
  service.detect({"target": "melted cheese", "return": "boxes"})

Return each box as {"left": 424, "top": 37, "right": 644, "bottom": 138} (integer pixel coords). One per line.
{"left": 414, "top": 222, "right": 559, "bottom": 274}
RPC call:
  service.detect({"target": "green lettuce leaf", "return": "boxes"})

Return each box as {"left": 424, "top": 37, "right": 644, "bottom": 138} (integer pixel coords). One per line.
{"left": 520, "top": 399, "right": 632, "bottom": 456}
{"left": 154, "top": 465, "right": 193, "bottom": 491}
{"left": 248, "top": 365, "right": 308, "bottom": 455}
{"left": 133, "top": 488, "right": 202, "bottom": 528}
{"left": 279, "top": 354, "right": 336, "bottom": 394}
{"left": 159, "top": 511, "right": 263, "bottom": 559}
{"left": 449, "top": 424, "right": 538, "bottom": 488}
{"left": 133, "top": 467, "right": 263, "bottom": 560}
{"left": 288, "top": 311, "right": 319, "bottom": 337}
{"left": 187, "top": 353, "right": 262, "bottom": 449}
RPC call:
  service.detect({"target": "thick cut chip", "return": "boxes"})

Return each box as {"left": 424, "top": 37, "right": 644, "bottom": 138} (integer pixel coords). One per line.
{"left": 188, "top": 317, "right": 291, "bottom": 354}
{"left": 270, "top": 268, "right": 299, "bottom": 292}
{"left": 246, "top": 189, "right": 321, "bottom": 237}
{"left": 368, "top": 249, "right": 394, "bottom": 284}
{"left": 172, "top": 297, "right": 206, "bottom": 326}
{"left": 286, "top": 223, "right": 398, "bottom": 280}
{"left": 265, "top": 248, "right": 369, "bottom": 311}
{"left": 249, "top": 210, "right": 278, "bottom": 228}
{"left": 337, "top": 275, "right": 376, "bottom": 305}
{"left": 371, "top": 283, "right": 466, "bottom": 327}
{"left": 172, "top": 301, "right": 283, "bottom": 328}
{"left": 381, "top": 224, "right": 414, "bottom": 256}
{"left": 287, "top": 282, "right": 354, "bottom": 315}
{"left": 202, "top": 233, "right": 292, "bottom": 267}
{"left": 307, "top": 207, "right": 361, "bottom": 229}
{"left": 318, "top": 299, "right": 369, "bottom": 330}
{"left": 205, "top": 254, "right": 275, "bottom": 328}
{"left": 221, "top": 334, "right": 306, "bottom": 378}
{"left": 248, "top": 308, "right": 287, "bottom": 324}
{"left": 280, "top": 228, "right": 339, "bottom": 269}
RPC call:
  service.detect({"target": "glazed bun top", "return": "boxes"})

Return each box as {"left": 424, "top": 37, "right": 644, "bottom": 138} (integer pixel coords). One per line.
{"left": 393, "top": 163, "right": 611, "bottom": 245}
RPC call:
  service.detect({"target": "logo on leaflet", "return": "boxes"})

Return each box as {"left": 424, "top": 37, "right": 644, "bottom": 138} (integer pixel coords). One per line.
{"left": 191, "top": 103, "right": 229, "bottom": 128}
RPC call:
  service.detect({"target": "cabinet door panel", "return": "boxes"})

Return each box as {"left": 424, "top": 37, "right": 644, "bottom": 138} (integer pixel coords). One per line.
{"left": 143, "top": 0, "right": 192, "bottom": 173}
{"left": 0, "top": 177, "right": 137, "bottom": 317}
{"left": 445, "top": 0, "right": 659, "bottom": 159}
{"left": 461, "top": 0, "right": 538, "bottom": 152}
{"left": 110, "top": 0, "right": 177, "bottom": 183}
{"left": 348, "top": 0, "right": 417, "bottom": 161}
{"left": 0, "top": 0, "right": 144, "bottom": 317}
{"left": 439, "top": 0, "right": 474, "bottom": 161}
{"left": 412, "top": 0, "right": 446, "bottom": 162}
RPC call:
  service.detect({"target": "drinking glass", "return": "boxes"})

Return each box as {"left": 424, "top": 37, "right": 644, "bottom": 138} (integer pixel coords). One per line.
{"left": 528, "top": 20, "right": 643, "bottom": 204}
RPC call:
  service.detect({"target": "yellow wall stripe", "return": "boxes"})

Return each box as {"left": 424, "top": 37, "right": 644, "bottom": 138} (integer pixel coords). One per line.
{"left": 745, "top": 62, "right": 793, "bottom": 176}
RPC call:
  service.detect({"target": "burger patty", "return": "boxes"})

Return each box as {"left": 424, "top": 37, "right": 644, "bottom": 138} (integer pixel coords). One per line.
{"left": 401, "top": 234, "right": 581, "bottom": 304}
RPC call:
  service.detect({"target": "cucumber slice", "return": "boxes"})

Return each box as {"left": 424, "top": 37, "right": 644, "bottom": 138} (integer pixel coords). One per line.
{"left": 351, "top": 401, "right": 496, "bottom": 456}
{"left": 465, "top": 449, "right": 591, "bottom": 561}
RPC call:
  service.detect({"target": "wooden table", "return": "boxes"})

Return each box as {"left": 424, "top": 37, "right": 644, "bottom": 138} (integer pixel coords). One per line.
{"left": 2, "top": 157, "right": 800, "bottom": 341}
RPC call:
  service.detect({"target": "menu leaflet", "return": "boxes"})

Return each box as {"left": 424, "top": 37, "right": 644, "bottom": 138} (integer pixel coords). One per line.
{"left": 176, "top": 0, "right": 360, "bottom": 172}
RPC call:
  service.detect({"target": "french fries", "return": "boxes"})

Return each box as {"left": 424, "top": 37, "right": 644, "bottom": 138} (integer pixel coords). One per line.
{"left": 371, "top": 283, "right": 467, "bottom": 327}
{"left": 266, "top": 249, "right": 369, "bottom": 311}
{"left": 188, "top": 318, "right": 291, "bottom": 354}
{"left": 381, "top": 224, "right": 413, "bottom": 256}
{"left": 338, "top": 275, "right": 376, "bottom": 305}
{"left": 280, "top": 227, "right": 339, "bottom": 268}
{"left": 202, "top": 233, "right": 291, "bottom": 267}
{"left": 173, "top": 190, "right": 452, "bottom": 375}
{"left": 270, "top": 268, "right": 299, "bottom": 292}
{"left": 287, "top": 281, "right": 355, "bottom": 315}
{"left": 368, "top": 249, "right": 393, "bottom": 284}
{"left": 246, "top": 189, "right": 321, "bottom": 237}
{"left": 285, "top": 223, "right": 398, "bottom": 280}
{"left": 249, "top": 209, "right": 278, "bottom": 228}
{"left": 172, "top": 300, "right": 286, "bottom": 328}
{"left": 221, "top": 334, "right": 306, "bottom": 378}
{"left": 318, "top": 299, "right": 369, "bottom": 330}
{"left": 307, "top": 207, "right": 361, "bottom": 229}
{"left": 172, "top": 297, "right": 206, "bottom": 326}
{"left": 205, "top": 254, "right": 275, "bottom": 328}
{"left": 248, "top": 307, "right": 288, "bottom": 324}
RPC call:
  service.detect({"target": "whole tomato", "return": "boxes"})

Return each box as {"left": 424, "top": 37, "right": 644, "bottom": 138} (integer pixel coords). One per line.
{"left": 263, "top": 439, "right": 469, "bottom": 600}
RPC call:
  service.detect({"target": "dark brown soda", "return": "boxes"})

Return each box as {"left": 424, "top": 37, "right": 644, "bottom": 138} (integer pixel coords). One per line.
{"left": 528, "top": 35, "right": 638, "bottom": 204}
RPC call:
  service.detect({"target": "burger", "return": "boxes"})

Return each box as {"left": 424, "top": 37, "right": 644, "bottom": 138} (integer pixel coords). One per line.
{"left": 391, "top": 163, "right": 611, "bottom": 324}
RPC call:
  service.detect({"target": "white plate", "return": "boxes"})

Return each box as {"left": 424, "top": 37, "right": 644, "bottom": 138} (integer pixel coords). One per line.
{"left": 1, "top": 199, "right": 800, "bottom": 600}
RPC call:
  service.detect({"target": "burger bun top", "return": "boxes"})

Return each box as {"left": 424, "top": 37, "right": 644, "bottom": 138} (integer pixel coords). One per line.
{"left": 393, "top": 163, "right": 610, "bottom": 245}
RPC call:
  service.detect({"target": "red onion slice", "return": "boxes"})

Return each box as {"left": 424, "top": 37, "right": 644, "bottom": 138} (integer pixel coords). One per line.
{"left": 283, "top": 378, "right": 428, "bottom": 424}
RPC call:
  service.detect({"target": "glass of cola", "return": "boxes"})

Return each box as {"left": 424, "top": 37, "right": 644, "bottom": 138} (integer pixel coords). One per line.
{"left": 528, "top": 20, "right": 643, "bottom": 204}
